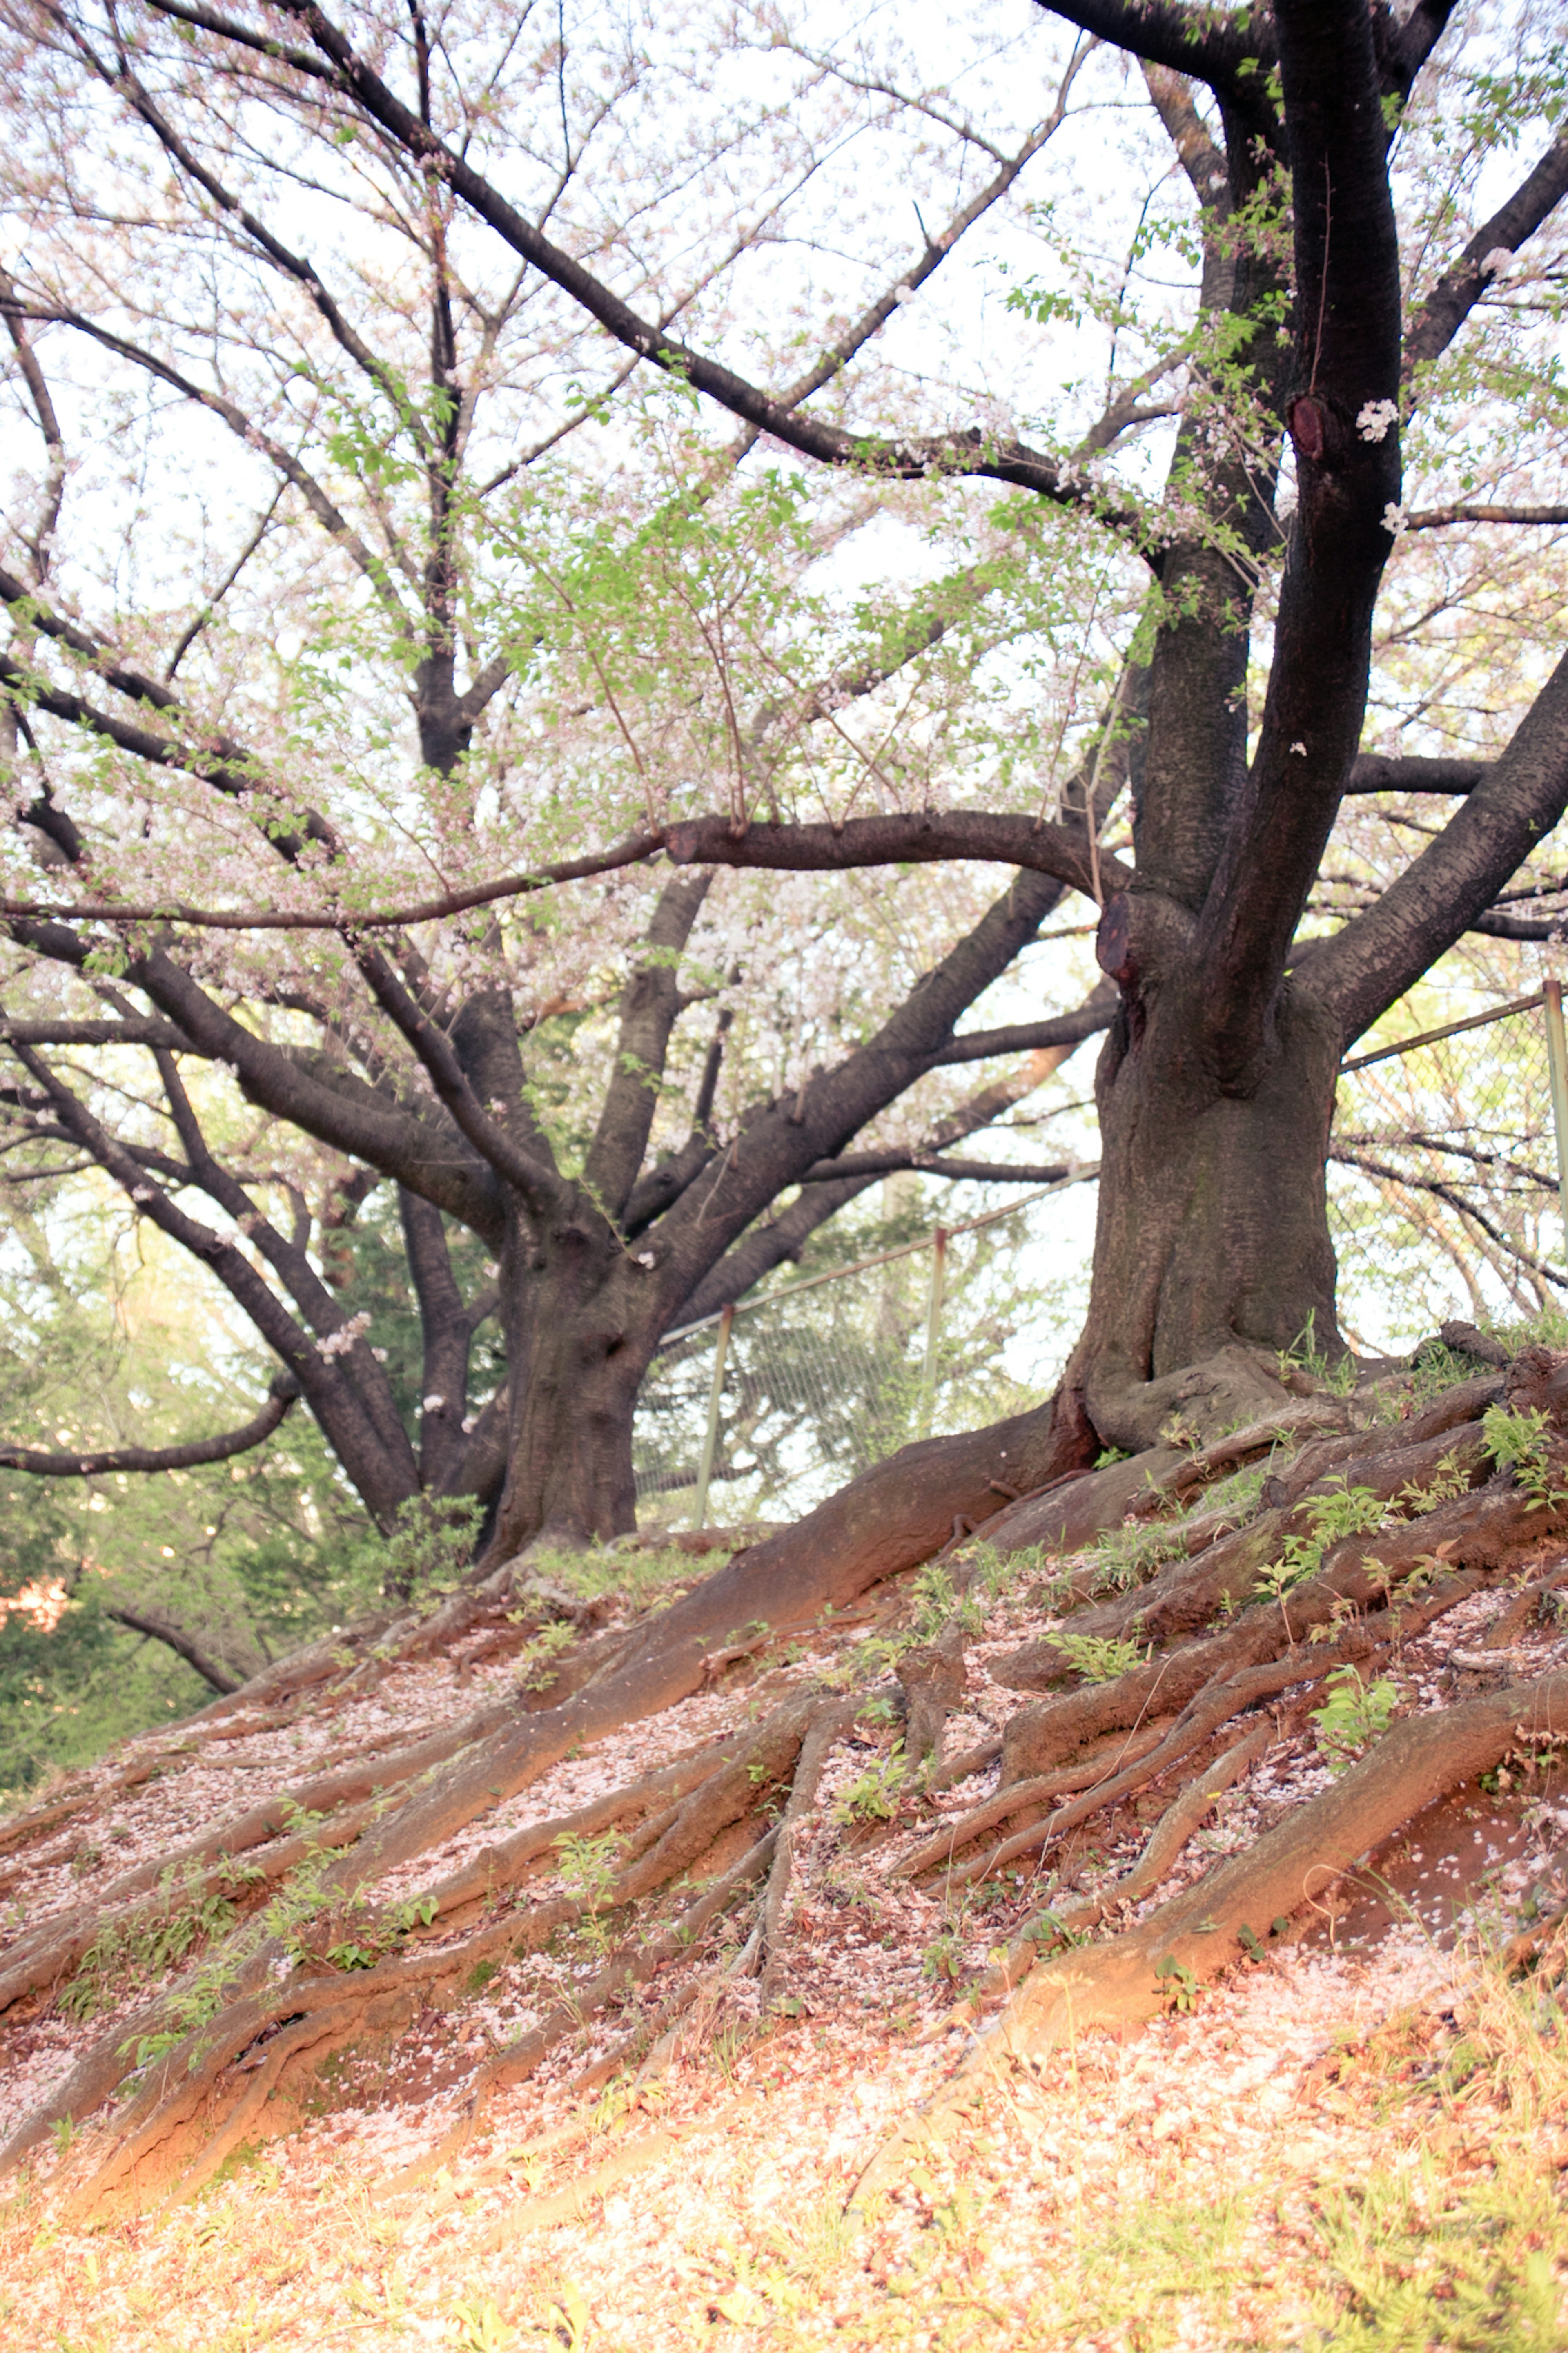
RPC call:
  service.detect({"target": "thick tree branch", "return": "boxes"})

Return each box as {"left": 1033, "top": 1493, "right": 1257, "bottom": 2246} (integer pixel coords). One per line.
{"left": 1466, "top": 909, "right": 1568, "bottom": 941}
{"left": 583, "top": 874, "right": 711, "bottom": 1221}
{"left": 400, "top": 1188, "right": 474, "bottom": 1490}
{"left": 0, "top": 562, "right": 350, "bottom": 874}
{"left": 348, "top": 940, "right": 564, "bottom": 1219}
{"left": 1343, "top": 753, "right": 1490, "bottom": 795}
{"left": 1037, "top": 2, "right": 1275, "bottom": 133}
{"left": 1407, "top": 502, "right": 1568, "bottom": 531}
{"left": 100, "top": 1606, "right": 243, "bottom": 1695}
{"left": 1318, "top": 649, "right": 1568, "bottom": 1045}
{"left": 664, "top": 812, "right": 1128, "bottom": 901}
{"left": 0, "top": 816, "right": 659, "bottom": 932}
{"left": 670, "top": 1175, "right": 875, "bottom": 1328}
{"left": 0, "top": 1016, "right": 193, "bottom": 1048}
{"left": 1194, "top": 0, "right": 1403, "bottom": 1080}
{"left": 1403, "top": 128, "right": 1568, "bottom": 390}
{"left": 151, "top": 1047, "right": 418, "bottom": 1480}
{"left": 0, "top": 1374, "right": 299, "bottom": 1477}
{"left": 798, "top": 1151, "right": 1080, "bottom": 1184}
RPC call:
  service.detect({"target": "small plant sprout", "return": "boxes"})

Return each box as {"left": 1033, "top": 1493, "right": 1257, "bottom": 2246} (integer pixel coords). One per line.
{"left": 1482, "top": 1403, "right": 1568, "bottom": 1510}
{"left": 1154, "top": 1954, "right": 1201, "bottom": 2012}
{"left": 1311, "top": 1666, "right": 1399, "bottom": 1772}
{"left": 920, "top": 1927, "right": 964, "bottom": 1982}
{"left": 1055, "top": 1629, "right": 1143, "bottom": 1684}
{"left": 830, "top": 1744, "right": 909, "bottom": 1824}
{"left": 555, "top": 1829, "right": 622, "bottom": 1909}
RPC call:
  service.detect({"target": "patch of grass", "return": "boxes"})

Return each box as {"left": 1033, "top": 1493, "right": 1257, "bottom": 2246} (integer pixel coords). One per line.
{"left": 1077, "top": 1461, "right": 1272, "bottom": 1601}
{"left": 524, "top": 1542, "right": 709, "bottom": 1612}
{"left": 1082, "top": 1515, "right": 1194, "bottom": 1594}
{"left": 1039, "top": 2186, "right": 1261, "bottom": 2346}
{"left": 56, "top": 1858, "right": 262, "bottom": 2019}
{"left": 1310, "top": 2154, "right": 1563, "bottom": 2349}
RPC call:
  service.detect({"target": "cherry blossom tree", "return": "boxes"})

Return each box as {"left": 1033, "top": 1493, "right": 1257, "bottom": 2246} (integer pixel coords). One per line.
{"left": 0, "top": 0, "right": 1564, "bottom": 1571}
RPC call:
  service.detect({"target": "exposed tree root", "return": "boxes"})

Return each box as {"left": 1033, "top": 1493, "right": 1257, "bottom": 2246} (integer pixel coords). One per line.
{"left": 13, "top": 1693, "right": 820, "bottom": 2212}
{"left": 7, "top": 1346, "right": 1568, "bottom": 2232}
{"left": 893, "top": 1719, "right": 1179, "bottom": 1882}
{"left": 854, "top": 1665, "right": 1568, "bottom": 2203}
{"left": 0, "top": 1687, "right": 546, "bottom": 2016}
{"left": 757, "top": 1698, "right": 858, "bottom": 1997}
{"left": 994, "top": 1415, "right": 1502, "bottom": 1693}
{"left": 942, "top": 1720, "right": 1276, "bottom": 2021}
{"left": 918, "top": 1572, "right": 1488, "bottom": 1891}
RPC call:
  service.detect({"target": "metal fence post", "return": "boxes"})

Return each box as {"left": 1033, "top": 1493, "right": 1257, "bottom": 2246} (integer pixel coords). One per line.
{"left": 692, "top": 1301, "right": 734, "bottom": 1530}
{"left": 918, "top": 1227, "right": 949, "bottom": 1440}
{"left": 1544, "top": 979, "right": 1568, "bottom": 1266}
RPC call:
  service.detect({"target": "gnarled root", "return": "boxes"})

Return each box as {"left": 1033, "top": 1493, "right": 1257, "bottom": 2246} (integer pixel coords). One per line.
{"left": 5, "top": 1693, "right": 824, "bottom": 2212}
{"left": 854, "top": 1666, "right": 1568, "bottom": 2203}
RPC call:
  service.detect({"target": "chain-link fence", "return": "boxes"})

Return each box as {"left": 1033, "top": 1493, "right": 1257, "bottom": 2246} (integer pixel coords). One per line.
{"left": 633, "top": 984, "right": 1568, "bottom": 1528}
{"left": 1329, "top": 988, "right": 1566, "bottom": 1353}
{"left": 632, "top": 1171, "right": 1097, "bottom": 1527}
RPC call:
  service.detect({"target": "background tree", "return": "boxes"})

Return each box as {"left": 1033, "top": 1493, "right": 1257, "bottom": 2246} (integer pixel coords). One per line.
{"left": 0, "top": 0, "right": 1563, "bottom": 1574}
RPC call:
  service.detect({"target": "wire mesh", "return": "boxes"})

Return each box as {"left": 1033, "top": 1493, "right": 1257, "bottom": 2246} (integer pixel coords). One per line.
{"left": 632, "top": 1175, "right": 1094, "bottom": 1528}
{"left": 1328, "top": 994, "right": 1563, "bottom": 1353}
{"left": 634, "top": 991, "right": 1568, "bottom": 1526}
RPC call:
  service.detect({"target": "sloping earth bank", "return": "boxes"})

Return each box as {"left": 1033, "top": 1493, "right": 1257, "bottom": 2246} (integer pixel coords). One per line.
{"left": 0, "top": 1348, "right": 1565, "bottom": 2349}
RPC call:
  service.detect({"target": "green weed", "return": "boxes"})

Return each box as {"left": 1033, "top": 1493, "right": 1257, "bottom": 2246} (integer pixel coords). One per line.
{"left": 58, "top": 1858, "right": 261, "bottom": 2019}
{"left": 1397, "top": 1446, "right": 1471, "bottom": 1516}
{"left": 830, "top": 1746, "right": 909, "bottom": 1825}
{"left": 1055, "top": 1629, "right": 1143, "bottom": 1683}
{"left": 1313, "top": 1666, "right": 1399, "bottom": 1772}
{"left": 1483, "top": 1403, "right": 1568, "bottom": 1511}
{"left": 1257, "top": 1478, "right": 1387, "bottom": 1621}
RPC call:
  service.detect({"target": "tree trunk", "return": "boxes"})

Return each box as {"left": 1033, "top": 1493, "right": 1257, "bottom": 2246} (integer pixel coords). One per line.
{"left": 1078, "top": 903, "right": 1345, "bottom": 1455}
{"left": 488, "top": 1203, "right": 664, "bottom": 1557}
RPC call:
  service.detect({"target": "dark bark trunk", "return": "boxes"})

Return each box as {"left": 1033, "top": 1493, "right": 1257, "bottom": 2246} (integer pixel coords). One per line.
{"left": 1078, "top": 909, "right": 1343, "bottom": 1451}
{"left": 488, "top": 1202, "right": 661, "bottom": 1555}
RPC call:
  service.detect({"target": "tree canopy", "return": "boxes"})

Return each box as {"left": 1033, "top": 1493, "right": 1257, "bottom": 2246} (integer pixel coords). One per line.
{"left": 0, "top": 0, "right": 1563, "bottom": 1563}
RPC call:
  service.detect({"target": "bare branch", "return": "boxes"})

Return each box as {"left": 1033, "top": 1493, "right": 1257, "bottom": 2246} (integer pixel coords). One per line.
{"left": 0, "top": 828, "right": 660, "bottom": 931}
{"left": 0, "top": 1374, "right": 299, "bottom": 1477}
{"left": 1403, "top": 128, "right": 1568, "bottom": 390}
{"left": 1343, "top": 753, "right": 1490, "bottom": 795}
{"left": 178, "top": 0, "right": 1152, "bottom": 541}
{"left": 1318, "top": 649, "right": 1568, "bottom": 1045}
{"left": 100, "top": 1605, "right": 244, "bottom": 1695}
{"left": 927, "top": 993, "right": 1116, "bottom": 1068}
{"left": 3, "top": 299, "right": 411, "bottom": 620}
{"left": 798, "top": 1150, "right": 1081, "bottom": 1184}
{"left": 1406, "top": 503, "right": 1568, "bottom": 531}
